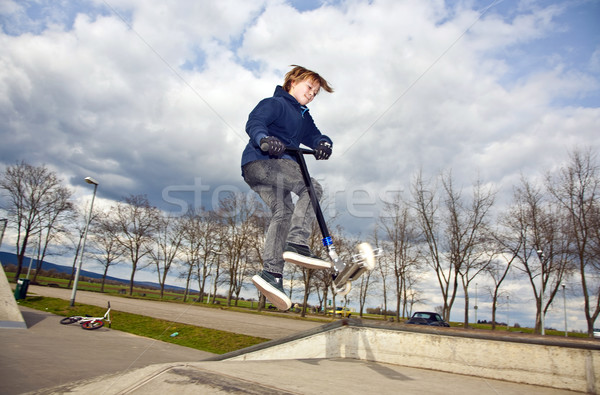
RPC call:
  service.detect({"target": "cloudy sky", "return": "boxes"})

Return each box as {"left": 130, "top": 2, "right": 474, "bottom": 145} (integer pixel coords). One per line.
{"left": 1, "top": 0, "right": 599, "bottom": 330}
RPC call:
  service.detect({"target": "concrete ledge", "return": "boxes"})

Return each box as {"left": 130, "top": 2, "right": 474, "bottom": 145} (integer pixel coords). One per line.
{"left": 0, "top": 263, "right": 26, "bottom": 329}
{"left": 206, "top": 318, "right": 347, "bottom": 361}
{"left": 0, "top": 320, "right": 27, "bottom": 329}
{"left": 219, "top": 319, "right": 600, "bottom": 393}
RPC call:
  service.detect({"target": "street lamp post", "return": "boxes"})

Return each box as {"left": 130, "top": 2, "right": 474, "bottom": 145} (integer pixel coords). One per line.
{"left": 0, "top": 218, "right": 7, "bottom": 248}
{"left": 506, "top": 295, "right": 510, "bottom": 330}
{"left": 69, "top": 177, "right": 98, "bottom": 307}
{"left": 537, "top": 249, "right": 545, "bottom": 336}
{"left": 562, "top": 284, "right": 567, "bottom": 337}
{"left": 474, "top": 282, "right": 478, "bottom": 324}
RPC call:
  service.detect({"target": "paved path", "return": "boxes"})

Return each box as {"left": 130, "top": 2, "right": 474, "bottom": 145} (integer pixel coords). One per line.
{"left": 25, "top": 285, "right": 322, "bottom": 339}
{"left": 0, "top": 307, "right": 214, "bottom": 395}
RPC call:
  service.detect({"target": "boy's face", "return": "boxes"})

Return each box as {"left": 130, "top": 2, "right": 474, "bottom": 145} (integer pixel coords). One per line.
{"left": 289, "top": 78, "right": 320, "bottom": 106}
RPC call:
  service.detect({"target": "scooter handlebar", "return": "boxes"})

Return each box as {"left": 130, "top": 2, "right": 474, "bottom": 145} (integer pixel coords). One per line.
{"left": 259, "top": 143, "right": 315, "bottom": 156}
{"left": 285, "top": 146, "right": 315, "bottom": 155}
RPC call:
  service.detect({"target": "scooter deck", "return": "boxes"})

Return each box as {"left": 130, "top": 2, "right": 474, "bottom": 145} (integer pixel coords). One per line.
{"left": 332, "top": 242, "right": 376, "bottom": 296}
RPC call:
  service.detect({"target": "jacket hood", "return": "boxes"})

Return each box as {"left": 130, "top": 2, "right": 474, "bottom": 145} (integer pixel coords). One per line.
{"left": 274, "top": 85, "right": 302, "bottom": 107}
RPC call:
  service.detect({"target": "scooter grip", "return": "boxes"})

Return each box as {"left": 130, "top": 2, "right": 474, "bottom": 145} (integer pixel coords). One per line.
{"left": 260, "top": 142, "right": 270, "bottom": 152}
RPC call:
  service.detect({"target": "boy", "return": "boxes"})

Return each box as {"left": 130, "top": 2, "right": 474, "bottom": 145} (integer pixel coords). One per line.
{"left": 241, "top": 65, "right": 334, "bottom": 311}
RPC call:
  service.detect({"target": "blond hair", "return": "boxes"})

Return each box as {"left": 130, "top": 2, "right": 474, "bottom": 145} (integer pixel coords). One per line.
{"left": 283, "top": 65, "right": 333, "bottom": 94}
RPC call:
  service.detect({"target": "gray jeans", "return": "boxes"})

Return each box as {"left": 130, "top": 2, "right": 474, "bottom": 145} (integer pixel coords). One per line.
{"left": 243, "top": 159, "right": 322, "bottom": 275}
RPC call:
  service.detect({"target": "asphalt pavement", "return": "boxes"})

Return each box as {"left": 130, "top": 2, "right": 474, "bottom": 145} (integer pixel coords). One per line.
{"left": 24, "top": 285, "right": 322, "bottom": 339}
{"left": 1, "top": 284, "right": 320, "bottom": 394}
{"left": 0, "top": 306, "right": 214, "bottom": 395}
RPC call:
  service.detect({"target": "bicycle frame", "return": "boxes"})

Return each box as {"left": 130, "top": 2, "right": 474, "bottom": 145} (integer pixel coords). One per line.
{"left": 60, "top": 302, "right": 111, "bottom": 330}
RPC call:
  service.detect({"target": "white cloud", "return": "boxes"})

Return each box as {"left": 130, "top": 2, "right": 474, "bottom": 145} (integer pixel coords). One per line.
{"left": 1, "top": 0, "right": 598, "bottom": 331}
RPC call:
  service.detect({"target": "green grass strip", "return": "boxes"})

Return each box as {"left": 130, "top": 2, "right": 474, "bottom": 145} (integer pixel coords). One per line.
{"left": 18, "top": 296, "right": 269, "bottom": 354}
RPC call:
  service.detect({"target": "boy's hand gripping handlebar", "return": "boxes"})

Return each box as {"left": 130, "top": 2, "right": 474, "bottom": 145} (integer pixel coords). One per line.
{"left": 260, "top": 141, "right": 317, "bottom": 157}
{"left": 259, "top": 137, "right": 285, "bottom": 157}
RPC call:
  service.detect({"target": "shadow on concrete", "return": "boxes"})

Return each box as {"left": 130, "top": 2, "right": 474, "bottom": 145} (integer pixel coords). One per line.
{"left": 20, "top": 308, "right": 48, "bottom": 328}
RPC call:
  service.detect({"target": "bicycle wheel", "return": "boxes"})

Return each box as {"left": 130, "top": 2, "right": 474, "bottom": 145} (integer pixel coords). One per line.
{"left": 81, "top": 319, "right": 104, "bottom": 330}
{"left": 60, "top": 316, "right": 81, "bottom": 325}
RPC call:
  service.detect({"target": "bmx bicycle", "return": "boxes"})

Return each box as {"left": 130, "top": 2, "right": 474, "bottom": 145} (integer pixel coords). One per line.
{"left": 60, "top": 302, "right": 111, "bottom": 330}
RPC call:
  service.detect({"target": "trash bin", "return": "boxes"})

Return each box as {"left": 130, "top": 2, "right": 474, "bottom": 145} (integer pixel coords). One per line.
{"left": 14, "top": 278, "right": 30, "bottom": 300}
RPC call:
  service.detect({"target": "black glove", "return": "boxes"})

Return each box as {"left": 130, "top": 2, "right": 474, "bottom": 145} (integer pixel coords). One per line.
{"left": 260, "top": 136, "right": 285, "bottom": 157}
{"left": 314, "top": 140, "right": 332, "bottom": 160}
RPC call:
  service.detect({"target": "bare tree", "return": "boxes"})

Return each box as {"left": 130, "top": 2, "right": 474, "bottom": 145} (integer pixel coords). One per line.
{"left": 217, "top": 192, "right": 260, "bottom": 306}
{"left": 373, "top": 226, "right": 391, "bottom": 319}
{"left": 149, "top": 213, "right": 184, "bottom": 299}
{"left": 405, "top": 273, "right": 424, "bottom": 317}
{"left": 32, "top": 184, "right": 75, "bottom": 282}
{"left": 113, "top": 195, "right": 160, "bottom": 295}
{"left": 89, "top": 209, "right": 125, "bottom": 292}
{"left": 486, "top": 223, "right": 518, "bottom": 330}
{"left": 378, "top": 193, "right": 421, "bottom": 320}
{"left": 286, "top": 264, "right": 301, "bottom": 304}
{"left": 208, "top": 232, "right": 227, "bottom": 304}
{"left": 66, "top": 205, "right": 86, "bottom": 288}
{"left": 179, "top": 209, "right": 222, "bottom": 302}
{"left": 64, "top": 205, "right": 104, "bottom": 288}
{"left": 442, "top": 175, "right": 496, "bottom": 328}
{"left": 411, "top": 170, "right": 456, "bottom": 321}
{"left": 547, "top": 148, "right": 600, "bottom": 337}
{"left": 0, "top": 161, "right": 73, "bottom": 281}
{"left": 411, "top": 169, "right": 495, "bottom": 325}
{"left": 506, "top": 176, "right": 573, "bottom": 334}
{"left": 357, "top": 259, "right": 376, "bottom": 317}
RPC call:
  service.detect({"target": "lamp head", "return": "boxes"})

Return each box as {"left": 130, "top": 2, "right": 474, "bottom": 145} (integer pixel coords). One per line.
{"left": 84, "top": 177, "right": 99, "bottom": 185}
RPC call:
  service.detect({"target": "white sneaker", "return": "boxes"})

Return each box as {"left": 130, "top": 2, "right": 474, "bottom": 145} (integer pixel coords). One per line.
{"left": 252, "top": 271, "right": 292, "bottom": 311}
{"left": 282, "top": 243, "right": 332, "bottom": 269}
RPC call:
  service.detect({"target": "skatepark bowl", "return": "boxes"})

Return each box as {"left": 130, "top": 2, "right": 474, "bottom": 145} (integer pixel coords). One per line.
{"left": 33, "top": 319, "right": 600, "bottom": 394}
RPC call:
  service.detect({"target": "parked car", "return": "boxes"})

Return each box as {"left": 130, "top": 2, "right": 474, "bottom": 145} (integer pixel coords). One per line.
{"left": 594, "top": 328, "right": 600, "bottom": 338}
{"left": 406, "top": 311, "right": 450, "bottom": 327}
{"left": 327, "top": 306, "right": 352, "bottom": 317}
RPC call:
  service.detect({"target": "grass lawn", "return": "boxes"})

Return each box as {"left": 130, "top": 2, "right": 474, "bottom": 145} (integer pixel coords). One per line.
{"left": 18, "top": 296, "right": 269, "bottom": 354}
{"left": 7, "top": 271, "right": 588, "bottom": 339}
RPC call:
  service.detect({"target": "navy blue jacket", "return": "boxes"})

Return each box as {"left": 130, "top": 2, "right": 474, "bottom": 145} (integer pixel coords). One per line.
{"left": 241, "top": 86, "right": 332, "bottom": 169}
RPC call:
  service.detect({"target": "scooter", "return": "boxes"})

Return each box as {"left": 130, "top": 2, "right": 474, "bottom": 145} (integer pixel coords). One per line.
{"left": 276, "top": 146, "right": 377, "bottom": 296}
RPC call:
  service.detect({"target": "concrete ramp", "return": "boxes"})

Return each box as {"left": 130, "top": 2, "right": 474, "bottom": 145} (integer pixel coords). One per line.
{"left": 30, "top": 358, "right": 580, "bottom": 395}
{"left": 213, "top": 319, "right": 600, "bottom": 393}
{"left": 37, "top": 319, "right": 599, "bottom": 394}
{"left": 0, "top": 263, "right": 26, "bottom": 329}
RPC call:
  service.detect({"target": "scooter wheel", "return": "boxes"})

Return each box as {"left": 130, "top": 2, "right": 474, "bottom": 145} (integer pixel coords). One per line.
{"left": 357, "top": 242, "right": 376, "bottom": 270}
{"left": 335, "top": 282, "right": 352, "bottom": 297}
